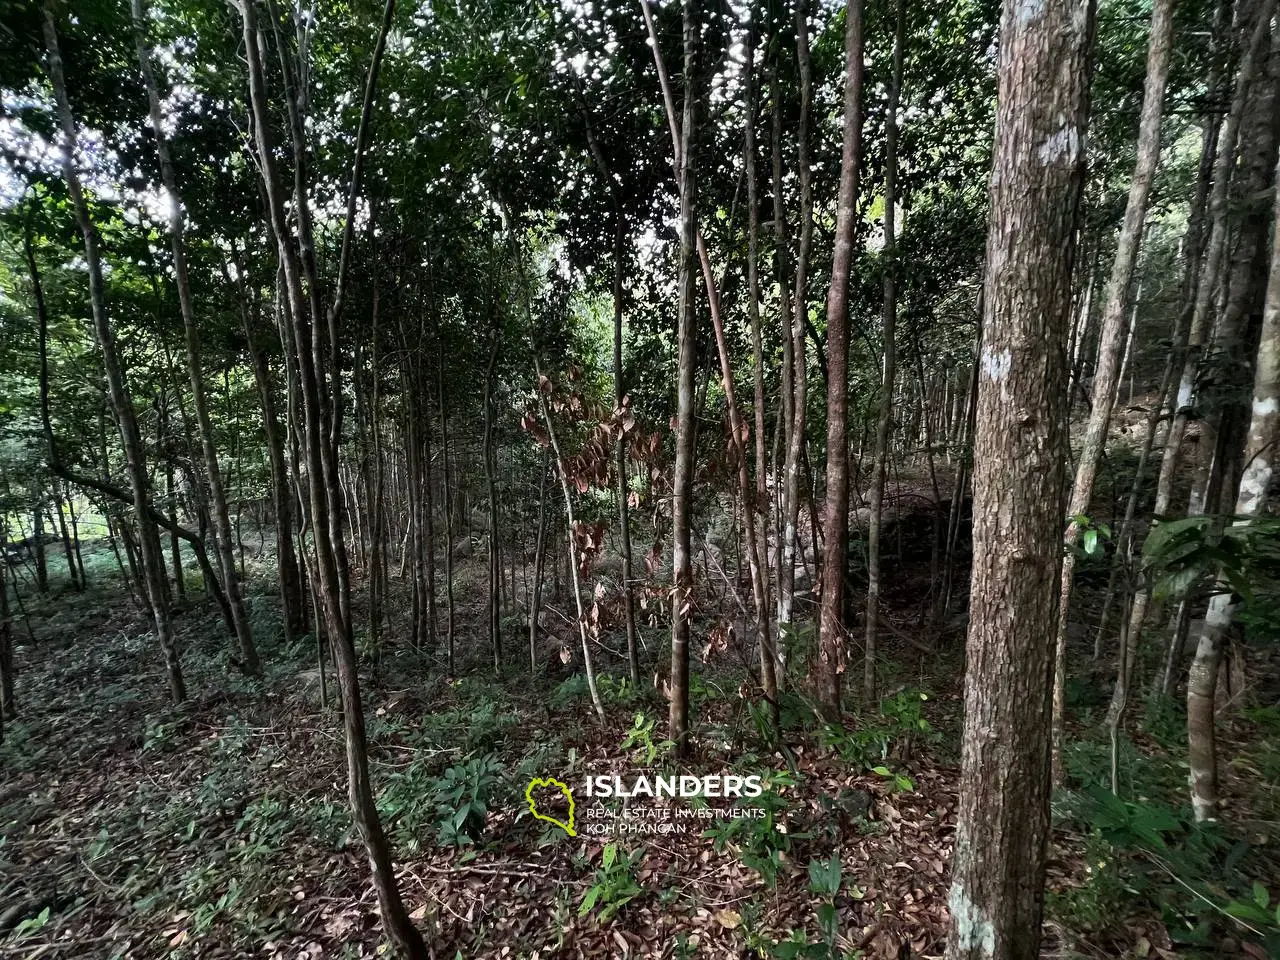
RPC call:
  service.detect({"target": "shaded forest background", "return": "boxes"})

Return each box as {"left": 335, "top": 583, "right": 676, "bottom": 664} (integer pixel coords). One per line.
{"left": 0, "top": 0, "right": 1279, "bottom": 956}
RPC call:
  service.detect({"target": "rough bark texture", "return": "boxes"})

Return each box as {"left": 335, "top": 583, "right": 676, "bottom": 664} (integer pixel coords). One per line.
{"left": 1049, "top": 0, "right": 1173, "bottom": 776}
{"left": 945, "top": 0, "right": 1091, "bottom": 953}
{"left": 818, "top": 0, "right": 865, "bottom": 718}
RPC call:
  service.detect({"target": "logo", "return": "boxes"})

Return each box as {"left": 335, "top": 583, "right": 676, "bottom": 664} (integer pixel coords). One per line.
{"left": 525, "top": 776, "right": 576, "bottom": 836}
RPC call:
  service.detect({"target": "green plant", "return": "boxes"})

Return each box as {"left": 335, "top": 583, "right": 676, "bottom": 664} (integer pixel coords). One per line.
{"left": 12, "top": 906, "right": 51, "bottom": 941}
{"left": 770, "top": 855, "right": 860, "bottom": 959}
{"left": 619, "top": 712, "right": 673, "bottom": 765}
{"left": 703, "top": 770, "right": 797, "bottom": 886}
{"left": 432, "top": 754, "right": 504, "bottom": 846}
{"left": 579, "top": 842, "right": 644, "bottom": 922}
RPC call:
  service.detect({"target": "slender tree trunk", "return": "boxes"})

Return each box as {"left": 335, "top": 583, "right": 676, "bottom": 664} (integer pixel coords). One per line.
{"left": 50, "top": 482, "right": 78, "bottom": 591}
{"left": 533, "top": 357, "right": 606, "bottom": 720}
{"left": 863, "top": 0, "right": 899, "bottom": 708}
{"left": 1187, "top": 145, "right": 1280, "bottom": 821}
{"left": 611, "top": 219, "right": 641, "bottom": 683}
{"left": 0, "top": 523, "right": 13, "bottom": 731}
{"left": 482, "top": 318, "right": 501, "bottom": 672}
{"left": 744, "top": 14, "right": 779, "bottom": 717}
{"left": 1114, "top": 1, "right": 1275, "bottom": 714}
{"left": 639, "top": 0, "right": 700, "bottom": 754}
{"left": 436, "top": 318, "right": 456, "bottom": 675}
{"left": 945, "top": 0, "right": 1092, "bottom": 952}
{"left": 530, "top": 450, "right": 550, "bottom": 674}
{"left": 812, "top": 0, "right": 866, "bottom": 719}
{"left": 783, "top": 0, "right": 814, "bottom": 645}
{"left": 43, "top": 5, "right": 185, "bottom": 703}
{"left": 237, "top": 3, "right": 425, "bottom": 954}
{"left": 769, "top": 66, "right": 797, "bottom": 655}
{"left": 134, "top": 0, "right": 259, "bottom": 673}
{"left": 1049, "top": 0, "right": 1174, "bottom": 780}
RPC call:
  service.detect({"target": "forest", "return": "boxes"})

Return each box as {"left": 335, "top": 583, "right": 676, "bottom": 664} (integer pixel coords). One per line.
{"left": 0, "top": 0, "right": 1278, "bottom": 955}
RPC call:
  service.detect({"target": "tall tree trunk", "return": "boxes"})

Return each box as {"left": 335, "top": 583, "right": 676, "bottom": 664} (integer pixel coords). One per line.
{"left": 639, "top": 0, "right": 700, "bottom": 754}
{"left": 945, "top": 0, "right": 1091, "bottom": 953}
{"left": 1113, "top": 0, "right": 1275, "bottom": 715}
{"left": 533, "top": 358, "right": 606, "bottom": 720}
{"left": 743, "top": 14, "right": 779, "bottom": 717}
{"left": 611, "top": 219, "right": 642, "bottom": 685}
{"left": 0, "top": 523, "right": 13, "bottom": 732}
{"left": 817, "top": 0, "right": 866, "bottom": 719}
{"left": 482, "top": 319, "right": 501, "bottom": 672}
{"left": 43, "top": 5, "right": 185, "bottom": 703}
{"left": 236, "top": 3, "right": 425, "bottom": 955}
{"left": 1186, "top": 144, "right": 1280, "bottom": 821}
{"left": 863, "top": 0, "right": 899, "bottom": 709}
{"left": 436, "top": 317, "right": 456, "bottom": 675}
{"left": 783, "top": 0, "right": 814, "bottom": 648}
{"left": 1049, "top": 0, "right": 1174, "bottom": 779}
{"left": 530, "top": 450, "right": 550, "bottom": 674}
{"left": 134, "top": 0, "right": 259, "bottom": 674}
{"left": 768, "top": 70, "right": 797, "bottom": 665}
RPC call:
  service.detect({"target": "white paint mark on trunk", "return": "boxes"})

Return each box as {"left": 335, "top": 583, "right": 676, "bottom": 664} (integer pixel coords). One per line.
{"left": 1035, "top": 125, "right": 1079, "bottom": 165}
{"left": 949, "top": 884, "right": 996, "bottom": 957}
{"left": 981, "top": 345, "right": 1011, "bottom": 382}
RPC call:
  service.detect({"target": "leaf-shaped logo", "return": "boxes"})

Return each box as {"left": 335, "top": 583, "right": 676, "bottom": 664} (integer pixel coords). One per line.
{"left": 525, "top": 776, "right": 576, "bottom": 837}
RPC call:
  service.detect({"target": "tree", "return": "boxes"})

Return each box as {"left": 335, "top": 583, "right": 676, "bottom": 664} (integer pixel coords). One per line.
{"left": 946, "top": 0, "right": 1092, "bottom": 955}
{"left": 1185, "top": 123, "right": 1280, "bottom": 824}
{"left": 818, "top": 0, "right": 866, "bottom": 719}
{"left": 1050, "top": 0, "right": 1175, "bottom": 778}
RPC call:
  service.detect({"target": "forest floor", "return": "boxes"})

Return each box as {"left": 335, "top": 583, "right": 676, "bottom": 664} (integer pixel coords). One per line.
{"left": 1, "top": 526, "right": 1277, "bottom": 959}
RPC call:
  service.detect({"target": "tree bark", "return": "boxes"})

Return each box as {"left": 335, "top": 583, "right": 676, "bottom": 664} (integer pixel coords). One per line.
{"left": 1187, "top": 135, "right": 1280, "bottom": 821}
{"left": 816, "top": 0, "right": 866, "bottom": 719}
{"left": 945, "top": 0, "right": 1092, "bottom": 953}
{"left": 43, "top": 4, "right": 185, "bottom": 703}
{"left": 236, "top": 2, "right": 425, "bottom": 955}
{"left": 1049, "top": 0, "right": 1174, "bottom": 780}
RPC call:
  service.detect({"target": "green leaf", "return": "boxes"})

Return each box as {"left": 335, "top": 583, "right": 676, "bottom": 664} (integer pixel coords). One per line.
{"left": 1254, "top": 881, "right": 1269, "bottom": 909}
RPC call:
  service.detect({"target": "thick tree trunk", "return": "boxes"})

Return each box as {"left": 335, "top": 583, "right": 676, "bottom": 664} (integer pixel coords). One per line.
{"left": 862, "top": 0, "right": 896, "bottom": 709}
{"left": 817, "top": 0, "right": 866, "bottom": 719}
{"left": 134, "top": 0, "right": 259, "bottom": 674}
{"left": 43, "top": 5, "right": 185, "bottom": 704}
{"left": 1049, "top": 0, "right": 1174, "bottom": 779}
{"left": 945, "top": 0, "right": 1091, "bottom": 954}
